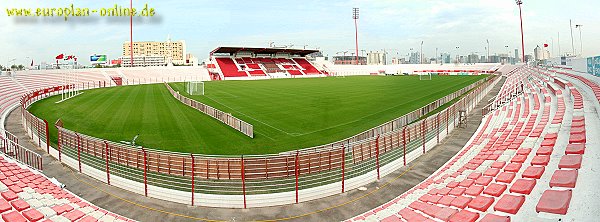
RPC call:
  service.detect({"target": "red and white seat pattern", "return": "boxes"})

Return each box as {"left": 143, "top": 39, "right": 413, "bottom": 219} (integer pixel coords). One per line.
{"left": 0, "top": 155, "right": 135, "bottom": 222}
{"left": 215, "top": 57, "right": 321, "bottom": 78}
{"left": 346, "top": 66, "right": 599, "bottom": 221}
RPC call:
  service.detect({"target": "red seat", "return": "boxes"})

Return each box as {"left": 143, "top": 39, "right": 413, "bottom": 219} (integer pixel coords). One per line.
{"left": 398, "top": 208, "right": 428, "bottom": 221}
{"left": 522, "top": 166, "right": 545, "bottom": 179}
{"left": 536, "top": 189, "right": 572, "bottom": 215}
{"left": 448, "top": 209, "right": 479, "bottom": 222}
{"left": 63, "top": 210, "right": 85, "bottom": 221}
{"left": 439, "top": 196, "right": 456, "bottom": 206}
{"left": 516, "top": 148, "right": 531, "bottom": 155}
{"left": 467, "top": 172, "right": 482, "bottom": 180}
{"left": 558, "top": 155, "right": 582, "bottom": 169}
{"left": 536, "top": 146, "right": 553, "bottom": 155}
{"left": 0, "top": 199, "right": 11, "bottom": 213}
{"left": 51, "top": 205, "right": 67, "bottom": 215}
{"left": 511, "top": 154, "right": 527, "bottom": 163}
{"left": 459, "top": 179, "right": 475, "bottom": 188}
{"left": 569, "top": 133, "right": 586, "bottom": 143}
{"left": 531, "top": 155, "right": 550, "bottom": 166}
{"left": 565, "top": 144, "right": 585, "bottom": 154}
{"left": 464, "top": 185, "right": 484, "bottom": 196}
{"left": 449, "top": 187, "right": 466, "bottom": 196}
{"left": 468, "top": 195, "right": 494, "bottom": 212}
{"left": 475, "top": 176, "right": 493, "bottom": 186}
{"left": 549, "top": 170, "right": 578, "bottom": 188}
{"left": 496, "top": 172, "right": 516, "bottom": 184}
{"left": 491, "top": 161, "right": 506, "bottom": 169}
{"left": 484, "top": 168, "right": 500, "bottom": 177}
{"left": 1, "top": 211, "right": 27, "bottom": 222}
{"left": 504, "top": 163, "right": 522, "bottom": 172}
{"left": 429, "top": 195, "right": 442, "bottom": 204}
{"left": 480, "top": 214, "right": 511, "bottom": 222}
{"left": 447, "top": 181, "right": 460, "bottom": 188}
{"left": 434, "top": 208, "right": 458, "bottom": 221}
{"left": 78, "top": 216, "right": 98, "bottom": 222}
{"left": 544, "top": 133, "right": 558, "bottom": 139}
{"left": 1, "top": 191, "right": 18, "bottom": 201}
{"left": 451, "top": 196, "right": 473, "bottom": 209}
{"left": 437, "top": 187, "right": 452, "bottom": 196}
{"left": 10, "top": 199, "right": 29, "bottom": 212}
{"left": 22, "top": 209, "right": 44, "bottom": 222}
{"left": 494, "top": 194, "right": 525, "bottom": 214}
{"left": 483, "top": 183, "right": 507, "bottom": 197}
{"left": 380, "top": 215, "right": 402, "bottom": 222}
{"left": 510, "top": 179, "right": 536, "bottom": 195}
{"left": 540, "top": 139, "right": 556, "bottom": 147}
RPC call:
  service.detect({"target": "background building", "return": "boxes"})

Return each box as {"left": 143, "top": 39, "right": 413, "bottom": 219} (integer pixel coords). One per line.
{"left": 119, "top": 55, "right": 166, "bottom": 67}
{"left": 122, "top": 38, "right": 191, "bottom": 66}
{"left": 367, "top": 51, "right": 387, "bottom": 65}
{"left": 332, "top": 55, "right": 366, "bottom": 65}
{"left": 534, "top": 45, "right": 550, "bottom": 61}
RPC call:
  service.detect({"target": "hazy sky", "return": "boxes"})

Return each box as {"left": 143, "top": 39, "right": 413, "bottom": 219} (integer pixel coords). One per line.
{"left": 1, "top": 0, "right": 598, "bottom": 66}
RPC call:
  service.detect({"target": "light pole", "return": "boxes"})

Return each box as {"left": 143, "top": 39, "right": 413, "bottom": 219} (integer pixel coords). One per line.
{"left": 575, "top": 24, "right": 583, "bottom": 56}
{"left": 352, "top": 8, "right": 360, "bottom": 65}
{"left": 505, "top": 45, "right": 509, "bottom": 64}
{"left": 486, "top": 39, "right": 490, "bottom": 63}
{"left": 515, "top": 0, "right": 525, "bottom": 63}
{"left": 420, "top": 41, "right": 424, "bottom": 64}
{"left": 570, "top": 20, "right": 575, "bottom": 56}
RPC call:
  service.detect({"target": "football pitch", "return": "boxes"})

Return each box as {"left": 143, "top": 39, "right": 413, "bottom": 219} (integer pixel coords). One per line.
{"left": 29, "top": 75, "right": 487, "bottom": 155}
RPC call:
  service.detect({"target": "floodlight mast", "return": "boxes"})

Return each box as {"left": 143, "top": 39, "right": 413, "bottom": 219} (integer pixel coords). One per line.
{"left": 516, "top": 0, "right": 525, "bottom": 63}
{"left": 353, "top": 8, "right": 359, "bottom": 65}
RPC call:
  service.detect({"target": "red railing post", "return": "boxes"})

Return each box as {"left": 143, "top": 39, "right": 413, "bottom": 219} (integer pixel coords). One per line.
{"left": 191, "top": 154, "right": 195, "bottom": 206}
{"left": 76, "top": 133, "right": 82, "bottom": 173}
{"left": 295, "top": 151, "right": 299, "bottom": 204}
{"left": 57, "top": 129, "right": 62, "bottom": 162}
{"left": 446, "top": 110, "right": 449, "bottom": 134}
{"left": 241, "top": 155, "right": 247, "bottom": 209}
{"left": 422, "top": 121, "right": 426, "bottom": 154}
{"left": 143, "top": 148, "right": 148, "bottom": 197}
{"left": 43, "top": 119, "right": 49, "bottom": 153}
{"left": 437, "top": 114, "right": 440, "bottom": 143}
{"left": 376, "top": 135, "right": 380, "bottom": 180}
{"left": 403, "top": 127, "right": 406, "bottom": 166}
{"left": 341, "top": 144, "right": 346, "bottom": 193}
{"left": 104, "top": 141, "right": 110, "bottom": 185}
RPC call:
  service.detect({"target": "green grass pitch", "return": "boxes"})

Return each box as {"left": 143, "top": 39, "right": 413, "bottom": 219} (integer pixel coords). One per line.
{"left": 28, "top": 75, "right": 487, "bottom": 155}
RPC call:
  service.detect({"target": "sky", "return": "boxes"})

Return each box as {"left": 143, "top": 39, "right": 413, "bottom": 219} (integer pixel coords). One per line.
{"left": 1, "top": 0, "right": 598, "bottom": 66}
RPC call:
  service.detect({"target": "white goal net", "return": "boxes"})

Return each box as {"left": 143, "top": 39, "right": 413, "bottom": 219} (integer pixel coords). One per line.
{"left": 419, "top": 73, "right": 432, "bottom": 80}
{"left": 186, "top": 81, "right": 204, "bottom": 95}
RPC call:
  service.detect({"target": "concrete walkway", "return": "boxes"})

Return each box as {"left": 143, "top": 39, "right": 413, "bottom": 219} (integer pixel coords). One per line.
{"left": 3, "top": 77, "right": 505, "bottom": 222}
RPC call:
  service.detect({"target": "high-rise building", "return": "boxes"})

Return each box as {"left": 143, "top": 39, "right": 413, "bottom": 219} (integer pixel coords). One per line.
{"left": 441, "top": 53, "right": 451, "bottom": 64}
{"left": 409, "top": 52, "right": 420, "bottom": 64}
{"left": 534, "top": 45, "right": 550, "bottom": 61}
{"left": 122, "top": 39, "right": 188, "bottom": 66}
{"left": 467, "top": 54, "right": 479, "bottom": 63}
{"left": 367, "top": 51, "right": 387, "bottom": 65}
{"left": 514, "top": 49, "right": 519, "bottom": 62}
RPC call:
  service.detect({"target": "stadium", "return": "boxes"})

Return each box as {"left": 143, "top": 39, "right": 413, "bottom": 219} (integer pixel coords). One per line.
{"left": 1, "top": 1, "right": 600, "bottom": 222}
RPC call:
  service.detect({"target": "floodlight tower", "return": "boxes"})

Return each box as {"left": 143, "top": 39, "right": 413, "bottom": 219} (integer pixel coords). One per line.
{"left": 486, "top": 39, "right": 490, "bottom": 63}
{"left": 515, "top": 0, "right": 525, "bottom": 63}
{"left": 129, "top": 0, "right": 134, "bottom": 67}
{"left": 352, "top": 8, "right": 359, "bottom": 65}
{"left": 575, "top": 24, "right": 583, "bottom": 56}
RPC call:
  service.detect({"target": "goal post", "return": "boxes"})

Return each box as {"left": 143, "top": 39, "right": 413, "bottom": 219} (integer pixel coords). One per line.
{"left": 186, "top": 81, "right": 204, "bottom": 95}
{"left": 419, "top": 72, "right": 432, "bottom": 80}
